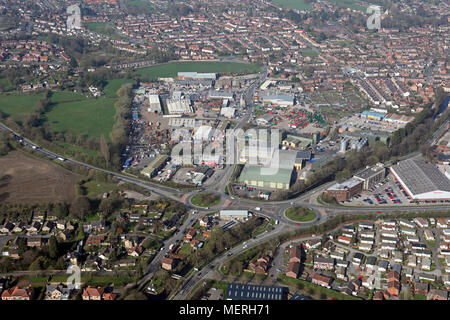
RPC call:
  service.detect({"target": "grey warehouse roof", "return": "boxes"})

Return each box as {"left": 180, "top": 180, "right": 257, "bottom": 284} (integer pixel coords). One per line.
{"left": 390, "top": 159, "right": 450, "bottom": 195}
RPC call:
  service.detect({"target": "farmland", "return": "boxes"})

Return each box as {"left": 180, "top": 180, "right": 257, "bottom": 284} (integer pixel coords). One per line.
{"left": 103, "top": 79, "right": 134, "bottom": 98}
{"left": 0, "top": 151, "right": 80, "bottom": 204}
{"left": 44, "top": 91, "right": 117, "bottom": 139}
{"left": 0, "top": 90, "right": 118, "bottom": 139}
{"left": 0, "top": 93, "right": 44, "bottom": 123}
{"left": 135, "top": 61, "right": 261, "bottom": 79}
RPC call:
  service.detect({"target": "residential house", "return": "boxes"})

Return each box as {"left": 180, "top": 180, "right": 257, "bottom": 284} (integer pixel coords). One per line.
{"left": 286, "top": 261, "right": 300, "bottom": 279}
{"left": 1, "top": 286, "right": 33, "bottom": 300}
{"left": 378, "top": 260, "right": 389, "bottom": 272}
{"left": 414, "top": 282, "right": 429, "bottom": 296}
{"left": 45, "top": 284, "right": 72, "bottom": 300}
{"left": 42, "top": 221, "right": 54, "bottom": 233}
{"left": 311, "top": 273, "right": 332, "bottom": 288}
{"left": 27, "top": 236, "right": 43, "bottom": 248}
{"left": 427, "top": 289, "right": 448, "bottom": 301}
{"left": 86, "top": 235, "right": 105, "bottom": 246}
{"left": 289, "top": 246, "right": 302, "bottom": 263}
{"left": 27, "top": 221, "right": 41, "bottom": 233}
{"left": 82, "top": 286, "right": 104, "bottom": 300}
{"left": 162, "top": 257, "right": 175, "bottom": 271}
{"left": 313, "top": 256, "right": 334, "bottom": 270}
{"left": 0, "top": 222, "right": 15, "bottom": 234}
{"left": 13, "top": 222, "right": 26, "bottom": 233}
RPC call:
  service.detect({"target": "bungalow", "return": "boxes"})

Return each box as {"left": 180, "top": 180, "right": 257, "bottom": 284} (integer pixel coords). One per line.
{"left": 379, "top": 250, "right": 390, "bottom": 259}
{"left": 365, "top": 256, "right": 377, "bottom": 269}
{"left": 414, "top": 282, "right": 429, "bottom": 296}
{"left": 360, "top": 237, "right": 374, "bottom": 245}
{"left": 428, "top": 289, "right": 448, "bottom": 301}
{"left": 42, "top": 221, "right": 54, "bottom": 233}
{"left": 330, "top": 251, "right": 345, "bottom": 261}
{"left": 13, "top": 222, "right": 26, "bottom": 233}
{"left": 393, "top": 251, "right": 403, "bottom": 263}
{"left": 399, "top": 220, "right": 415, "bottom": 229}
{"left": 381, "top": 236, "right": 397, "bottom": 244}
{"left": 414, "top": 218, "right": 429, "bottom": 228}
{"left": 27, "top": 221, "right": 41, "bottom": 233}
{"left": 405, "top": 268, "right": 414, "bottom": 279}
{"left": 27, "top": 236, "right": 43, "bottom": 248}
{"left": 380, "top": 243, "right": 396, "bottom": 250}
{"left": 381, "top": 230, "right": 397, "bottom": 238}
{"left": 424, "top": 230, "right": 435, "bottom": 241}
{"left": 56, "top": 221, "right": 66, "bottom": 230}
{"left": 422, "top": 257, "right": 432, "bottom": 271}
{"left": 358, "top": 222, "right": 374, "bottom": 230}
{"left": 305, "top": 238, "right": 321, "bottom": 250}
{"left": 352, "top": 252, "right": 365, "bottom": 265}
{"left": 418, "top": 273, "right": 435, "bottom": 282}
{"left": 442, "top": 275, "right": 450, "bottom": 286}
{"left": 408, "top": 256, "right": 417, "bottom": 267}
{"left": 360, "top": 231, "right": 375, "bottom": 239}
{"left": 335, "top": 266, "right": 348, "bottom": 281}
{"left": 378, "top": 260, "right": 389, "bottom": 272}
{"left": 0, "top": 222, "right": 15, "bottom": 234}
{"left": 337, "top": 236, "right": 352, "bottom": 245}
{"left": 358, "top": 243, "right": 372, "bottom": 252}
{"left": 336, "top": 260, "right": 349, "bottom": 268}
{"left": 436, "top": 218, "right": 449, "bottom": 229}
{"left": 311, "top": 273, "right": 332, "bottom": 288}
{"left": 407, "top": 235, "right": 420, "bottom": 243}
{"left": 400, "top": 228, "right": 416, "bottom": 236}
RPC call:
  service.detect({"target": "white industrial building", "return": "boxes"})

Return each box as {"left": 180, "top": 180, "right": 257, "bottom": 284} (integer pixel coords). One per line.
{"left": 166, "top": 99, "right": 193, "bottom": 114}
{"left": 390, "top": 159, "right": 450, "bottom": 201}
{"left": 148, "top": 94, "right": 162, "bottom": 113}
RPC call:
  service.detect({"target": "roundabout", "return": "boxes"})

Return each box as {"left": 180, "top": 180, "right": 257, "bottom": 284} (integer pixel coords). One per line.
{"left": 284, "top": 206, "right": 318, "bottom": 223}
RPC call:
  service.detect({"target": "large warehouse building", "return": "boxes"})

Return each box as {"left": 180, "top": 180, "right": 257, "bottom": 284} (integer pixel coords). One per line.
{"left": 390, "top": 159, "right": 450, "bottom": 201}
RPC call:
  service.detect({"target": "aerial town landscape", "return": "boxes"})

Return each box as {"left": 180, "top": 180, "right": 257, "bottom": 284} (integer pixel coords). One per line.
{"left": 0, "top": 0, "right": 448, "bottom": 306}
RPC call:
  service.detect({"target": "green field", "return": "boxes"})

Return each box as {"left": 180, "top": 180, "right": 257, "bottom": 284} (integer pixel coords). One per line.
{"left": 103, "top": 79, "right": 133, "bottom": 98}
{"left": 191, "top": 193, "right": 221, "bottom": 208}
{"left": 329, "top": 0, "right": 366, "bottom": 11}
{"left": 135, "top": 61, "right": 261, "bottom": 79}
{"left": 82, "top": 180, "right": 119, "bottom": 197}
{"left": 45, "top": 92, "right": 117, "bottom": 139}
{"left": 0, "top": 93, "right": 44, "bottom": 123}
{"left": 300, "top": 49, "right": 319, "bottom": 57}
{"left": 285, "top": 206, "right": 317, "bottom": 222}
{"left": 272, "top": 0, "right": 314, "bottom": 11}
{"left": 84, "top": 22, "right": 118, "bottom": 37}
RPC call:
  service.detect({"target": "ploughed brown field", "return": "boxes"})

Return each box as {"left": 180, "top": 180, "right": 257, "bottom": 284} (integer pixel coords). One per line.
{"left": 0, "top": 151, "right": 79, "bottom": 203}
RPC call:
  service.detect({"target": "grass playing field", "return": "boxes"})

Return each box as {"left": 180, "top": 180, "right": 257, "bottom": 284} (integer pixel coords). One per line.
{"left": 135, "top": 61, "right": 261, "bottom": 79}
{"left": 44, "top": 92, "right": 117, "bottom": 139}
{"left": 272, "top": 0, "right": 314, "bottom": 11}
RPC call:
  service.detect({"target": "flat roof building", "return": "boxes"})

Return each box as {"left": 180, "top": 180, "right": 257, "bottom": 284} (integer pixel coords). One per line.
{"left": 178, "top": 72, "right": 217, "bottom": 80}
{"left": 390, "top": 159, "right": 450, "bottom": 201}
{"left": 148, "top": 94, "right": 162, "bottom": 113}
{"left": 262, "top": 94, "right": 295, "bottom": 106}
{"left": 238, "top": 164, "right": 293, "bottom": 190}
{"left": 324, "top": 178, "right": 364, "bottom": 202}
{"left": 354, "top": 163, "right": 385, "bottom": 190}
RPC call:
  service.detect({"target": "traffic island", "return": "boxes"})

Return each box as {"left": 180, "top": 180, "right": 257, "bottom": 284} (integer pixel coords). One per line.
{"left": 190, "top": 192, "right": 221, "bottom": 208}
{"left": 284, "top": 206, "right": 317, "bottom": 223}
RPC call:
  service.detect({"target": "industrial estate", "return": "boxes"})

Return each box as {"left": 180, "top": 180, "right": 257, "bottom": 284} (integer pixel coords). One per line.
{"left": 0, "top": 0, "right": 448, "bottom": 306}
